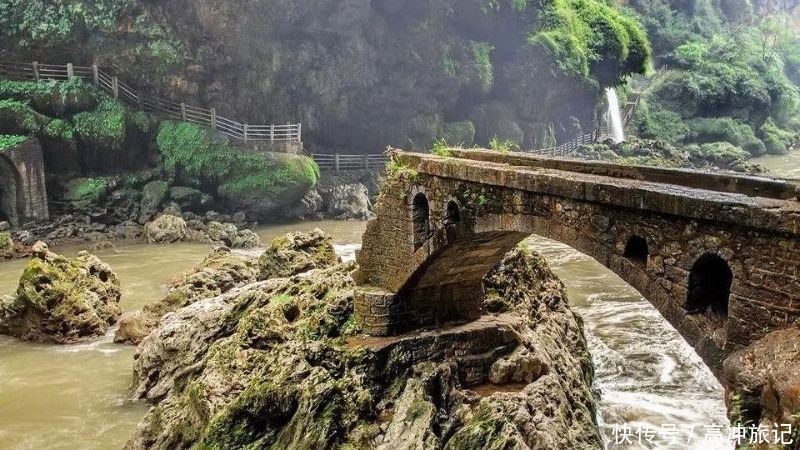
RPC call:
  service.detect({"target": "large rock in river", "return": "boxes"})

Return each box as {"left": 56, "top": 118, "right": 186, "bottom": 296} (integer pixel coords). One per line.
{"left": 114, "top": 247, "right": 259, "bottom": 345}
{"left": 145, "top": 214, "right": 187, "bottom": 244}
{"left": 722, "top": 326, "right": 800, "bottom": 438}
{"left": 0, "top": 243, "right": 121, "bottom": 343}
{"left": 257, "top": 228, "right": 340, "bottom": 280}
{"left": 125, "top": 243, "right": 600, "bottom": 449}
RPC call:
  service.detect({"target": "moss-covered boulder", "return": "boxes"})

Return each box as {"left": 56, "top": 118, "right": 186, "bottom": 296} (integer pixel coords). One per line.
{"left": 0, "top": 232, "right": 13, "bottom": 259}
{"left": 145, "top": 214, "right": 187, "bottom": 244}
{"left": 139, "top": 180, "right": 170, "bottom": 223}
{"left": 257, "top": 228, "right": 340, "bottom": 280}
{"left": 61, "top": 177, "right": 109, "bottom": 203}
{"left": 0, "top": 243, "right": 121, "bottom": 343}
{"left": 114, "top": 246, "right": 259, "bottom": 345}
{"left": 157, "top": 121, "right": 319, "bottom": 220}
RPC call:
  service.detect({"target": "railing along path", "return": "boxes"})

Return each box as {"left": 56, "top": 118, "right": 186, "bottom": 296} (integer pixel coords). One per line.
{"left": 0, "top": 60, "right": 301, "bottom": 142}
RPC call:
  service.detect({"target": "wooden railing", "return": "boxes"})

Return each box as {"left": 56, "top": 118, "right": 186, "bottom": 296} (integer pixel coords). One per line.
{"left": 528, "top": 127, "right": 609, "bottom": 157}
{"left": 0, "top": 60, "right": 301, "bottom": 143}
{"left": 312, "top": 153, "right": 389, "bottom": 171}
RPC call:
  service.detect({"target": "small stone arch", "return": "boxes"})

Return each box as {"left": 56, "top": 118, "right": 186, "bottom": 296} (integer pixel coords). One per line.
{"left": 412, "top": 193, "right": 431, "bottom": 250}
{"left": 623, "top": 235, "right": 649, "bottom": 265}
{"left": 0, "top": 155, "right": 20, "bottom": 226}
{"left": 686, "top": 253, "right": 733, "bottom": 316}
{"left": 445, "top": 200, "right": 461, "bottom": 225}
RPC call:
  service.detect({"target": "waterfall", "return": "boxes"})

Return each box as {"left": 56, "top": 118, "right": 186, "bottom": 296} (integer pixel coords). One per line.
{"left": 605, "top": 87, "right": 625, "bottom": 144}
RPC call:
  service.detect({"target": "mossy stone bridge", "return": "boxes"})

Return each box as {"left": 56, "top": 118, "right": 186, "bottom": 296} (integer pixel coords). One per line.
{"left": 354, "top": 149, "right": 800, "bottom": 375}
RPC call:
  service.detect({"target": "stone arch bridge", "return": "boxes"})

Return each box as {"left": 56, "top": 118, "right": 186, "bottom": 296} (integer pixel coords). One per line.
{"left": 354, "top": 149, "right": 800, "bottom": 375}
{"left": 0, "top": 138, "right": 49, "bottom": 227}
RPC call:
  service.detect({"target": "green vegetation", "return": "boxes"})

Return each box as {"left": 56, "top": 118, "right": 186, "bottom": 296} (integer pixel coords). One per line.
{"left": 529, "top": 0, "right": 651, "bottom": 86}
{"left": 0, "top": 0, "right": 181, "bottom": 75}
{"left": 627, "top": 2, "right": 800, "bottom": 159}
{"left": 72, "top": 100, "right": 127, "bottom": 150}
{"left": 469, "top": 41, "right": 495, "bottom": 91}
{"left": 489, "top": 136, "right": 520, "bottom": 152}
{"left": 431, "top": 138, "right": 454, "bottom": 157}
{"left": 157, "top": 121, "right": 319, "bottom": 199}
{"left": 0, "top": 135, "right": 27, "bottom": 152}
{"left": 386, "top": 158, "right": 419, "bottom": 181}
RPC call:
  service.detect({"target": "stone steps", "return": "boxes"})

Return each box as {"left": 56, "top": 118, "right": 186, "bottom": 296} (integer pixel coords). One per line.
{"left": 348, "top": 314, "right": 523, "bottom": 388}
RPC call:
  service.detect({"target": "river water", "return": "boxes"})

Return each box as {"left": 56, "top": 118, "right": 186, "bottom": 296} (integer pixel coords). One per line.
{"left": 0, "top": 153, "right": 797, "bottom": 449}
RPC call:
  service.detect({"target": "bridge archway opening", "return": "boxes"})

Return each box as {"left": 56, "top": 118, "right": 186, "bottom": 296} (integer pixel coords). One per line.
{"left": 623, "top": 235, "right": 649, "bottom": 265}
{"left": 412, "top": 193, "right": 431, "bottom": 250}
{"left": 446, "top": 201, "right": 461, "bottom": 225}
{"left": 686, "top": 253, "right": 732, "bottom": 316}
{"left": 0, "top": 156, "right": 19, "bottom": 225}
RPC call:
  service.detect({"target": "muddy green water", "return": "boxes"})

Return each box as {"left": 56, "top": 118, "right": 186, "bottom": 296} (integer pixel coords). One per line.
{"left": 0, "top": 222, "right": 364, "bottom": 450}
{"left": 0, "top": 153, "right": 797, "bottom": 449}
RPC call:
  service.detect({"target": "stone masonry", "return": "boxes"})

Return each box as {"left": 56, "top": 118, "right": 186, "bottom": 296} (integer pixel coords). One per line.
{"left": 354, "top": 149, "right": 800, "bottom": 376}
{"left": 0, "top": 137, "right": 49, "bottom": 226}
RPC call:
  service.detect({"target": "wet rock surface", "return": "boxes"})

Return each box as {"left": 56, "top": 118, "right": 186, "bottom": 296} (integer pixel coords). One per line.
{"left": 124, "top": 238, "right": 600, "bottom": 449}
{"left": 0, "top": 243, "right": 121, "bottom": 343}
{"left": 722, "top": 326, "right": 800, "bottom": 441}
{"left": 257, "top": 228, "right": 341, "bottom": 280}
{"left": 144, "top": 214, "right": 261, "bottom": 248}
{"left": 114, "top": 247, "right": 260, "bottom": 345}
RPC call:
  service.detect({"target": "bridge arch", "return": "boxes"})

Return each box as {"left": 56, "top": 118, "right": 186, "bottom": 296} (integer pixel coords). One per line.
{"left": 623, "top": 235, "right": 649, "bottom": 266}
{"left": 687, "top": 253, "right": 732, "bottom": 316}
{"left": 0, "top": 154, "right": 21, "bottom": 225}
{"left": 411, "top": 191, "right": 431, "bottom": 250}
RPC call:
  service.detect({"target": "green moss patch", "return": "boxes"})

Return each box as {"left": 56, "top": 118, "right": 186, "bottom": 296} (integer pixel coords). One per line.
{"left": 0, "top": 134, "right": 27, "bottom": 152}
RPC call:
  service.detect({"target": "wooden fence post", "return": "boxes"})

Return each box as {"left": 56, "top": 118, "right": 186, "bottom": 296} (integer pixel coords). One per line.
{"left": 92, "top": 64, "right": 99, "bottom": 86}
{"left": 334, "top": 154, "right": 340, "bottom": 172}
{"left": 210, "top": 108, "right": 217, "bottom": 130}
{"left": 270, "top": 124, "right": 275, "bottom": 142}
{"left": 66, "top": 63, "right": 73, "bottom": 79}
{"left": 180, "top": 103, "right": 187, "bottom": 121}
{"left": 112, "top": 77, "right": 119, "bottom": 99}
{"left": 297, "top": 123, "right": 302, "bottom": 142}
{"left": 243, "top": 124, "right": 248, "bottom": 141}
{"left": 363, "top": 154, "right": 369, "bottom": 170}
{"left": 32, "top": 62, "right": 40, "bottom": 81}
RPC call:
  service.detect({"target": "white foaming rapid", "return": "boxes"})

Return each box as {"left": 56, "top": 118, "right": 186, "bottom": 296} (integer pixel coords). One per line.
{"left": 606, "top": 87, "right": 625, "bottom": 144}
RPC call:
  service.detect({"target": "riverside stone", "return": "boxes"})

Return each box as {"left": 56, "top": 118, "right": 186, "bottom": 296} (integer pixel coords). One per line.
{"left": 0, "top": 244, "right": 121, "bottom": 343}
{"left": 257, "top": 228, "right": 340, "bottom": 280}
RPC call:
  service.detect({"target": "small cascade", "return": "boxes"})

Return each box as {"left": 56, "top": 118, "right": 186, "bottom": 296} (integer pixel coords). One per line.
{"left": 605, "top": 87, "right": 625, "bottom": 144}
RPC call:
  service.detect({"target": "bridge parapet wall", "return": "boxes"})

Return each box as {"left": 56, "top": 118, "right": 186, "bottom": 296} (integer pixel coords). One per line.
{"left": 354, "top": 151, "right": 800, "bottom": 375}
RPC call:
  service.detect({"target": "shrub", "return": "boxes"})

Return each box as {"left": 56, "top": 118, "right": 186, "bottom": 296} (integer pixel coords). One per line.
{"left": 760, "top": 119, "right": 797, "bottom": 155}
{"left": 686, "top": 117, "right": 765, "bottom": 156}
{"left": 157, "top": 121, "right": 319, "bottom": 198}
{"left": 489, "top": 136, "right": 520, "bottom": 152}
{"left": 0, "top": 135, "right": 27, "bottom": 152}
{"left": 72, "top": 100, "right": 127, "bottom": 150}
{"left": 688, "top": 141, "right": 749, "bottom": 166}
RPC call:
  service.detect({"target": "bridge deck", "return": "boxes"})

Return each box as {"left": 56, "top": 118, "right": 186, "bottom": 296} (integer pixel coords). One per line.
{"left": 396, "top": 151, "right": 800, "bottom": 235}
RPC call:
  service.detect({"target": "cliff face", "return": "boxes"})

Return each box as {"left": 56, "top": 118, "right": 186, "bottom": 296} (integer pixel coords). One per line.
{"left": 136, "top": 0, "right": 603, "bottom": 151}
{"left": 2, "top": 0, "right": 649, "bottom": 153}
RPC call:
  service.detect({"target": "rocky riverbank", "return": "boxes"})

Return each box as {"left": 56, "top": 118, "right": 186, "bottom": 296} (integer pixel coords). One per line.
{"left": 123, "top": 232, "right": 601, "bottom": 449}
